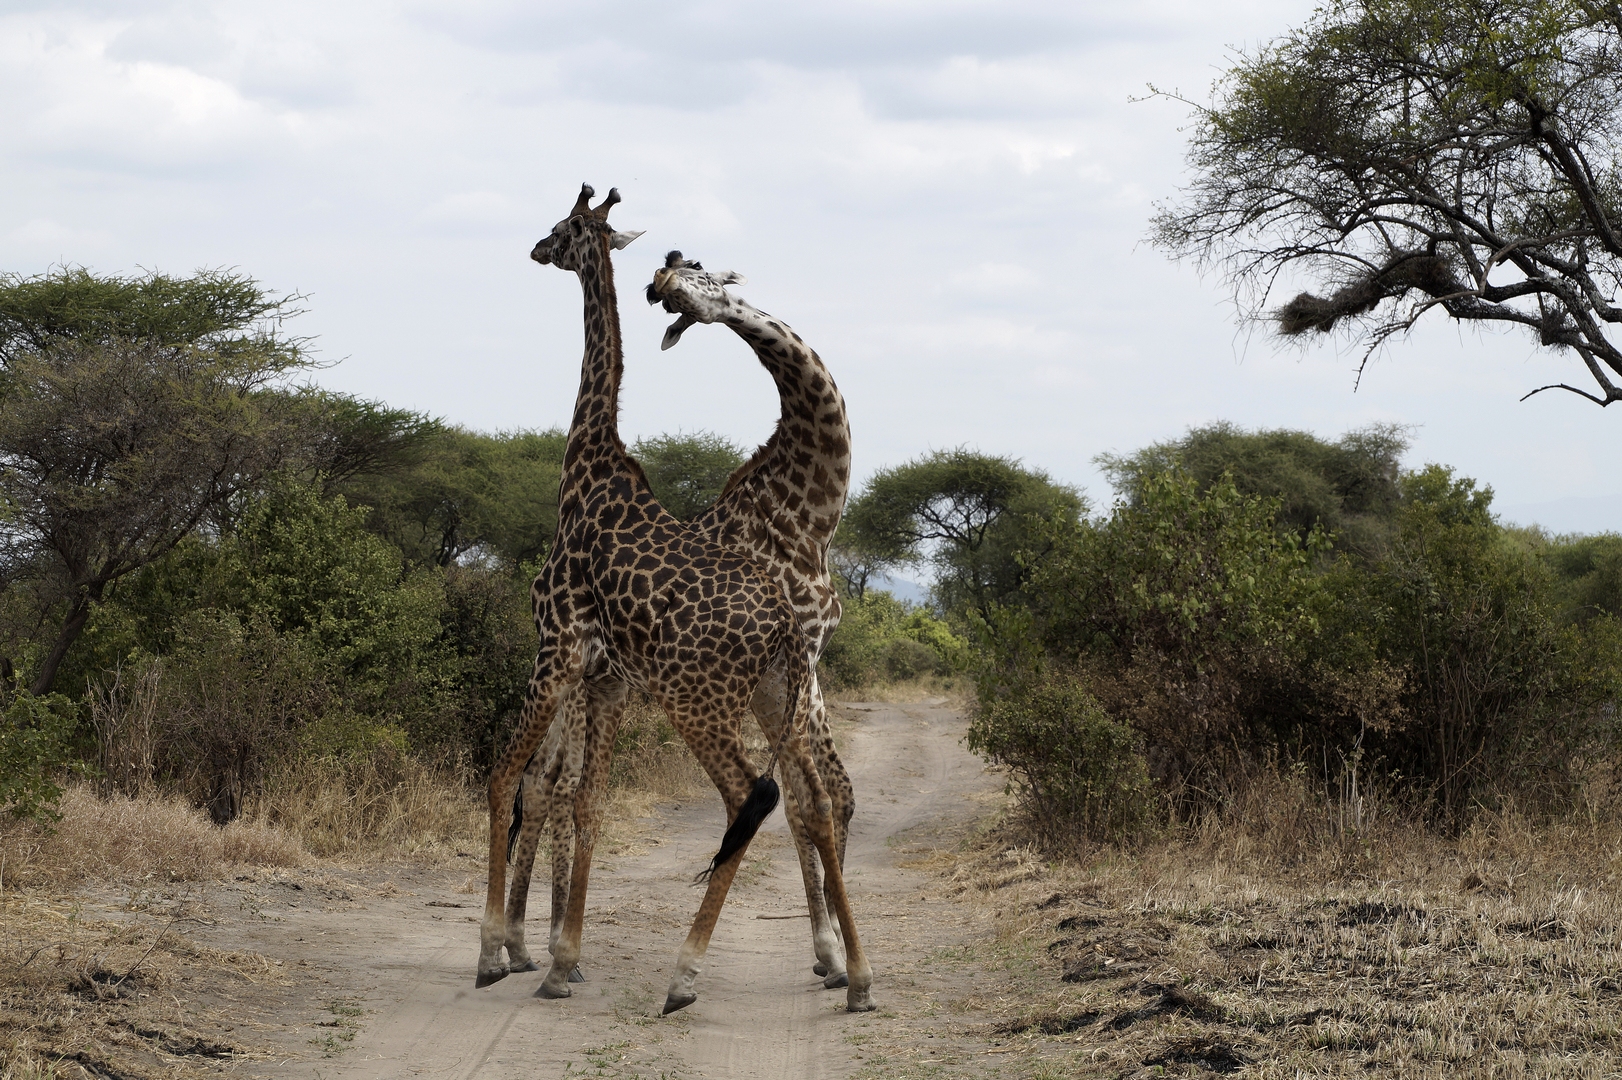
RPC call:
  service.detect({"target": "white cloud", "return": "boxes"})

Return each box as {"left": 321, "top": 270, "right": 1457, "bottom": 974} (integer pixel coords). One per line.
{"left": 0, "top": 0, "right": 1616, "bottom": 521}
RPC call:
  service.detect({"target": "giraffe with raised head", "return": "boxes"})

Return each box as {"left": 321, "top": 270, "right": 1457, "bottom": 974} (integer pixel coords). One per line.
{"left": 480, "top": 184, "right": 874, "bottom": 1015}
{"left": 504, "top": 249, "right": 863, "bottom": 991}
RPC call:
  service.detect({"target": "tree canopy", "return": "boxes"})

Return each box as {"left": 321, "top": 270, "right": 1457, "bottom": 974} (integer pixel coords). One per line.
{"left": 1154, "top": 0, "right": 1622, "bottom": 405}
{"left": 1099, "top": 422, "right": 1409, "bottom": 553}
{"left": 630, "top": 431, "right": 747, "bottom": 521}
{"left": 0, "top": 270, "right": 313, "bottom": 693}
{"left": 837, "top": 448, "right": 1085, "bottom": 618}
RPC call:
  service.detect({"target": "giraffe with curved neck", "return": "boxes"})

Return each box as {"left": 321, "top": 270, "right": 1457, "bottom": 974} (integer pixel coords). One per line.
{"left": 480, "top": 184, "right": 875, "bottom": 1015}
{"left": 651, "top": 252, "right": 858, "bottom": 982}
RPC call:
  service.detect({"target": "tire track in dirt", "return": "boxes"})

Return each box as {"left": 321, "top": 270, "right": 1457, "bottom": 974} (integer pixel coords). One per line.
{"left": 240, "top": 698, "right": 999, "bottom": 1079}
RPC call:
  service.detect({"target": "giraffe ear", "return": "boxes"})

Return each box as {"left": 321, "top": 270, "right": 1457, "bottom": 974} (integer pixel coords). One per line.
{"left": 610, "top": 230, "right": 644, "bottom": 250}
{"left": 661, "top": 314, "right": 696, "bottom": 351}
{"left": 719, "top": 271, "right": 747, "bottom": 287}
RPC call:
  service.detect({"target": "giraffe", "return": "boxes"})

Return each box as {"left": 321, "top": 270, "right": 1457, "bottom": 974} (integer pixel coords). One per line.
{"left": 503, "top": 249, "right": 862, "bottom": 990}
{"left": 651, "top": 252, "right": 858, "bottom": 982}
{"left": 479, "top": 184, "right": 875, "bottom": 1015}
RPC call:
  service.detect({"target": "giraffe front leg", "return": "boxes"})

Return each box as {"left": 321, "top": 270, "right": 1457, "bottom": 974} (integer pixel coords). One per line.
{"left": 537, "top": 682, "right": 622, "bottom": 998}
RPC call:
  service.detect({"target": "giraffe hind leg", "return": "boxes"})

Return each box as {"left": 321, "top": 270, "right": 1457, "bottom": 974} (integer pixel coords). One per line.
{"left": 662, "top": 724, "right": 766, "bottom": 1015}
{"left": 537, "top": 678, "right": 625, "bottom": 999}
{"left": 781, "top": 732, "right": 874, "bottom": 1011}
{"left": 752, "top": 672, "right": 846, "bottom": 983}
{"left": 479, "top": 638, "right": 583, "bottom": 988}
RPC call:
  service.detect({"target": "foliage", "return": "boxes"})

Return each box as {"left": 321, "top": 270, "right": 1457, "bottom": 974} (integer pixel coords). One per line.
{"left": 839, "top": 448, "right": 1085, "bottom": 620}
{"left": 295, "top": 390, "right": 441, "bottom": 490}
{"left": 1022, "top": 472, "right": 1340, "bottom": 793}
{"left": 1099, "top": 421, "right": 1408, "bottom": 553}
{"left": 426, "top": 565, "right": 537, "bottom": 770}
{"left": 153, "top": 614, "right": 333, "bottom": 825}
{"left": 1546, "top": 531, "right": 1622, "bottom": 622}
{"left": 979, "top": 460, "right": 1621, "bottom": 826}
{"left": 630, "top": 431, "right": 746, "bottom": 521}
{"left": 1323, "top": 466, "right": 1622, "bottom": 816}
{"left": 340, "top": 426, "right": 567, "bottom": 568}
{"left": 224, "top": 481, "right": 446, "bottom": 711}
{"left": 0, "top": 269, "right": 310, "bottom": 694}
{"left": 0, "top": 692, "right": 81, "bottom": 823}
{"left": 0, "top": 266, "right": 302, "bottom": 367}
{"left": 1153, "top": 0, "right": 1622, "bottom": 404}
{"left": 818, "top": 589, "right": 966, "bottom": 689}
{"left": 967, "top": 674, "right": 1154, "bottom": 844}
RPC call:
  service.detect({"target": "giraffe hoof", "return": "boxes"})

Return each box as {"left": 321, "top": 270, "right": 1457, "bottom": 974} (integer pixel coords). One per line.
{"left": 846, "top": 988, "right": 876, "bottom": 1012}
{"left": 568, "top": 964, "right": 585, "bottom": 983}
{"left": 662, "top": 991, "right": 697, "bottom": 1015}
{"left": 509, "top": 959, "right": 539, "bottom": 973}
{"left": 823, "top": 970, "right": 849, "bottom": 989}
{"left": 535, "top": 980, "right": 572, "bottom": 999}
{"left": 813, "top": 962, "right": 828, "bottom": 977}
{"left": 474, "top": 966, "right": 509, "bottom": 988}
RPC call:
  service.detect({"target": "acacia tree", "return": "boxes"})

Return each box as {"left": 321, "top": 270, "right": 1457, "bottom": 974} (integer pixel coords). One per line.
{"left": 0, "top": 269, "right": 309, "bottom": 693}
{"left": 1154, "top": 0, "right": 1622, "bottom": 405}
{"left": 839, "top": 448, "right": 1084, "bottom": 619}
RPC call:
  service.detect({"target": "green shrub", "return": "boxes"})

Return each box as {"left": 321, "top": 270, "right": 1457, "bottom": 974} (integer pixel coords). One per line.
{"left": 0, "top": 692, "right": 83, "bottom": 823}
{"left": 155, "top": 612, "right": 334, "bottom": 824}
{"left": 968, "top": 674, "right": 1154, "bottom": 844}
{"left": 1021, "top": 471, "right": 1332, "bottom": 794}
{"left": 818, "top": 590, "right": 966, "bottom": 689}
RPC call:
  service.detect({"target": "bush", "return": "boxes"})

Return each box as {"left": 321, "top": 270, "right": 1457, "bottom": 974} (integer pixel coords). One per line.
{"left": 1022, "top": 471, "right": 1334, "bottom": 795}
{"left": 0, "top": 692, "right": 81, "bottom": 823}
{"left": 1322, "top": 467, "right": 1622, "bottom": 817}
{"left": 967, "top": 674, "right": 1154, "bottom": 845}
{"left": 155, "top": 613, "right": 333, "bottom": 824}
{"left": 818, "top": 590, "right": 966, "bottom": 689}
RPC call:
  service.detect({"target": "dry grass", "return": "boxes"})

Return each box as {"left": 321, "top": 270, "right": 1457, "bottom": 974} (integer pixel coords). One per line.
{"left": 242, "top": 750, "right": 485, "bottom": 861}
{"left": 828, "top": 673, "right": 970, "bottom": 707}
{"left": 0, "top": 884, "right": 299, "bottom": 1079}
{"left": 0, "top": 787, "right": 303, "bottom": 890}
{"left": 935, "top": 770, "right": 1622, "bottom": 1078}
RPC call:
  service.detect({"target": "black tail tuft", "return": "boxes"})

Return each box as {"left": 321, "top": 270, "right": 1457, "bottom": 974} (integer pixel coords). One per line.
{"left": 506, "top": 782, "right": 524, "bottom": 863}
{"left": 695, "top": 776, "right": 779, "bottom": 883}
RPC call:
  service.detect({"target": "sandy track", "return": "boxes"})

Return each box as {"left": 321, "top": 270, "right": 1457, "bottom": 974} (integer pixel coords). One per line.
{"left": 224, "top": 698, "right": 1000, "bottom": 1079}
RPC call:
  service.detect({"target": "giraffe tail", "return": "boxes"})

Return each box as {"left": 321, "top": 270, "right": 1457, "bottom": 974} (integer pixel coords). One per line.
{"left": 696, "top": 774, "right": 779, "bottom": 884}
{"left": 507, "top": 779, "right": 525, "bottom": 863}
{"left": 695, "top": 635, "right": 809, "bottom": 884}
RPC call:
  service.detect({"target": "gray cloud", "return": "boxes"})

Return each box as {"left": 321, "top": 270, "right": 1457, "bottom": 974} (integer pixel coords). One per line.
{"left": 0, "top": 0, "right": 1614, "bottom": 519}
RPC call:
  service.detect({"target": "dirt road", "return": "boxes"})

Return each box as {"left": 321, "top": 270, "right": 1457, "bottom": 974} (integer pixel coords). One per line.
{"left": 212, "top": 698, "right": 1004, "bottom": 1079}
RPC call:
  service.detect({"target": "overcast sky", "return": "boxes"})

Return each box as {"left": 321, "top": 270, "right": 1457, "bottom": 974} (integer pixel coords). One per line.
{"left": 5, "top": 0, "right": 1620, "bottom": 531}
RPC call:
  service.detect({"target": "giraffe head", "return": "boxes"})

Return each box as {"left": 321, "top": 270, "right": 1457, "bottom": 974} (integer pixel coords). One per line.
{"left": 530, "top": 184, "right": 644, "bottom": 272}
{"left": 644, "top": 251, "right": 748, "bottom": 350}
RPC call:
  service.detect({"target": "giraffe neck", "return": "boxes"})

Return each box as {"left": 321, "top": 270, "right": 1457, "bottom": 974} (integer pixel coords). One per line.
{"left": 562, "top": 239, "right": 628, "bottom": 486}
{"left": 716, "top": 300, "right": 851, "bottom": 549}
